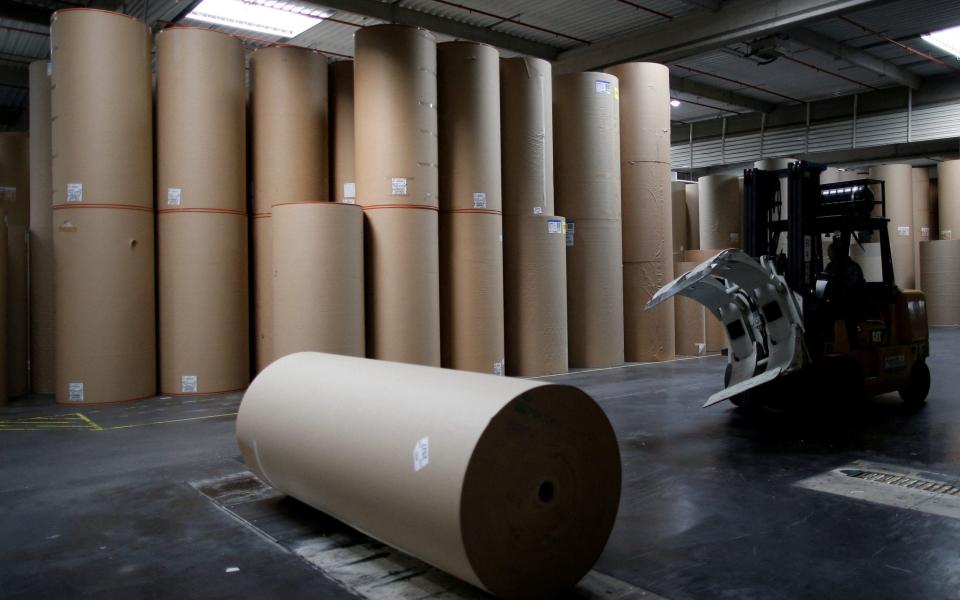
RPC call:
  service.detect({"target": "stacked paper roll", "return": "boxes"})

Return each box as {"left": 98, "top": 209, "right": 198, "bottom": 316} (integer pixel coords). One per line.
{"left": 684, "top": 249, "right": 727, "bottom": 352}
{"left": 28, "top": 61, "right": 54, "bottom": 394}
{"left": 273, "top": 202, "right": 364, "bottom": 359}
{"left": 850, "top": 241, "right": 884, "bottom": 282}
{"left": 238, "top": 352, "right": 621, "bottom": 598}
{"left": 919, "top": 240, "right": 960, "bottom": 325}
{"left": 51, "top": 9, "right": 155, "bottom": 404}
{"left": 330, "top": 60, "right": 356, "bottom": 204}
{"left": 674, "top": 260, "right": 706, "bottom": 356}
{"left": 912, "top": 167, "right": 933, "bottom": 288}
{"left": 356, "top": 25, "right": 440, "bottom": 366}
{"left": 500, "top": 57, "right": 566, "bottom": 374}
{"left": 672, "top": 181, "right": 688, "bottom": 261}
{"left": 870, "top": 164, "right": 915, "bottom": 289}
{"left": 698, "top": 175, "right": 741, "bottom": 250}
{"left": 0, "top": 133, "right": 29, "bottom": 399}
{"left": 607, "top": 62, "right": 674, "bottom": 362}
{"left": 157, "top": 28, "right": 248, "bottom": 395}
{"left": 939, "top": 159, "right": 960, "bottom": 241}
{"left": 685, "top": 182, "right": 700, "bottom": 250}
{"left": 438, "top": 42, "right": 504, "bottom": 374}
{"left": 251, "top": 45, "right": 328, "bottom": 370}
{"left": 554, "top": 72, "right": 624, "bottom": 368}
{"left": 929, "top": 173, "right": 939, "bottom": 243}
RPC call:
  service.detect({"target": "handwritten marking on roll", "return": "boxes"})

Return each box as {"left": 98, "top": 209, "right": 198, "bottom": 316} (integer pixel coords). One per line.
{"left": 413, "top": 436, "right": 429, "bottom": 472}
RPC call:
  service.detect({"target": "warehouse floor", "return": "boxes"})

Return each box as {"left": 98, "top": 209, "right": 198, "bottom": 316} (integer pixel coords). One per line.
{"left": 2, "top": 329, "right": 959, "bottom": 599}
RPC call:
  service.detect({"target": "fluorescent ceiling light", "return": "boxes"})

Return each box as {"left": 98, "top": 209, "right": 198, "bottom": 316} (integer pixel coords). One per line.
{"left": 670, "top": 99, "right": 681, "bottom": 107}
{"left": 187, "top": 0, "right": 329, "bottom": 38}
{"left": 922, "top": 25, "right": 960, "bottom": 59}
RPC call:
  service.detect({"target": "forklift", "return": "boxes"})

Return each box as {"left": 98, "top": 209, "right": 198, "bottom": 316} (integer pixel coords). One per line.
{"left": 648, "top": 161, "right": 930, "bottom": 409}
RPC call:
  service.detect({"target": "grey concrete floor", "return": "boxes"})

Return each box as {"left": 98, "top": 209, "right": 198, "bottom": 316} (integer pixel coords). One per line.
{"left": 1, "top": 328, "right": 959, "bottom": 599}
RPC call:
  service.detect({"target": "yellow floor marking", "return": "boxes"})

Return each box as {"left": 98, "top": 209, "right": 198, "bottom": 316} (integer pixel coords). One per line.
{"left": 100, "top": 413, "right": 237, "bottom": 431}
{"left": 0, "top": 412, "right": 101, "bottom": 431}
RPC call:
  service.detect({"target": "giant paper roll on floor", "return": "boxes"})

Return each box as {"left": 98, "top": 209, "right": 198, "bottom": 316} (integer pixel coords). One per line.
{"left": 698, "top": 174, "right": 741, "bottom": 250}
{"left": 624, "top": 261, "right": 675, "bottom": 361}
{"left": 500, "top": 57, "right": 553, "bottom": 217}
{"left": 440, "top": 211, "right": 504, "bottom": 374}
{"left": 330, "top": 60, "right": 355, "bottom": 204}
{"left": 675, "top": 260, "right": 706, "bottom": 356}
{"left": 0, "top": 132, "right": 29, "bottom": 398}
{"left": 504, "top": 214, "right": 567, "bottom": 376}
{"left": 871, "top": 164, "right": 915, "bottom": 289}
{"left": 273, "top": 202, "right": 364, "bottom": 360}
{"left": 29, "top": 61, "right": 55, "bottom": 394}
{"left": 920, "top": 240, "right": 960, "bottom": 326}
{"left": 237, "top": 352, "right": 621, "bottom": 598}
{"left": 621, "top": 161, "right": 671, "bottom": 263}
{"left": 939, "top": 159, "right": 960, "bottom": 241}
{"left": 685, "top": 182, "right": 700, "bottom": 250}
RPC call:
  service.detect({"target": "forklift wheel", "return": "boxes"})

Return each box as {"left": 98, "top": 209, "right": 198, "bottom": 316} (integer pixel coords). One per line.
{"left": 899, "top": 360, "right": 930, "bottom": 407}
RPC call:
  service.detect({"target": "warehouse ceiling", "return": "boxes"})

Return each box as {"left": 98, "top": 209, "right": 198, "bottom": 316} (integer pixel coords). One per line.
{"left": 0, "top": 0, "right": 959, "bottom": 129}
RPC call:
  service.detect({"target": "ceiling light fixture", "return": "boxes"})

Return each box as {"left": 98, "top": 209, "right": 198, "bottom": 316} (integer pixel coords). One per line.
{"left": 186, "top": 0, "right": 329, "bottom": 38}
{"left": 670, "top": 99, "right": 682, "bottom": 107}
{"left": 922, "top": 25, "right": 960, "bottom": 59}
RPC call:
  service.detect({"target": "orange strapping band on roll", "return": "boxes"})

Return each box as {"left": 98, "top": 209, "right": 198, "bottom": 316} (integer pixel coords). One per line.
{"left": 53, "top": 203, "right": 153, "bottom": 212}
{"left": 158, "top": 208, "right": 247, "bottom": 216}
{"left": 253, "top": 212, "right": 272, "bottom": 219}
{"left": 442, "top": 208, "right": 502, "bottom": 215}
{"left": 361, "top": 204, "right": 440, "bottom": 212}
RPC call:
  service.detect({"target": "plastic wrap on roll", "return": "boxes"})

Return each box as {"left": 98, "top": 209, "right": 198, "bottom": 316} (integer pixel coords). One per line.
{"left": 438, "top": 42, "right": 501, "bottom": 212}
{"left": 939, "top": 159, "right": 960, "bottom": 241}
{"left": 0, "top": 133, "right": 29, "bottom": 398}
{"left": 553, "top": 72, "right": 621, "bottom": 221}
{"left": 624, "top": 261, "right": 675, "bottom": 362}
{"left": 871, "top": 164, "right": 915, "bottom": 289}
{"left": 504, "top": 215, "right": 568, "bottom": 376}
{"left": 440, "top": 212, "right": 504, "bottom": 374}
{"left": 273, "top": 202, "right": 364, "bottom": 360}
{"left": 685, "top": 182, "right": 700, "bottom": 251}
{"left": 698, "top": 174, "right": 741, "bottom": 250}
{"left": 604, "top": 62, "right": 670, "bottom": 164}
{"left": 237, "top": 352, "right": 621, "bottom": 598}
{"left": 500, "top": 57, "right": 553, "bottom": 216}
{"left": 920, "top": 240, "right": 960, "bottom": 326}
{"left": 674, "top": 260, "right": 706, "bottom": 356}
{"left": 330, "top": 61, "right": 356, "bottom": 204}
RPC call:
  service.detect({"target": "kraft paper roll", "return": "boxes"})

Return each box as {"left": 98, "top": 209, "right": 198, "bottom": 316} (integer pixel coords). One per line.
{"left": 912, "top": 167, "right": 933, "bottom": 288}
{"left": 355, "top": 25, "right": 438, "bottom": 207}
{"left": 0, "top": 206, "right": 6, "bottom": 403}
{"left": 503, "top": 215, "right": 568, "bottom": 376}
{"left": 29, "top": 61, "right": 55, "bottom": 394}
{"left": 624, "top": 261, "right": 675, "bottom": 362}
{"left": 682, "top": 249, "right": 727, "bottom": 352}
{"left": 330, "top": 61, "right": 356, "bottom": 204}
{"left": 675, "top": 260, "right": 706, "bottom": 356}
{"left": 273, "top": 202, "right": 364, "bottom": 360}
{"left": 605, "top": 62, "right": 671, "bottom": 164}
{"left": 929, "top": 175, "right": 939, "bottom": 243}
{"left": 939, "top": 159, "right": 960, "bottom": 241}
{"left": 253, "top": 216, "right": 273, "bottom": 371}
{"left": 621, "top": 161, "right": 671, "bottom": 263}
{"left": 919, "top": 240, "right": 960, "bottom": 326}
{"left": 698, "top": 174, "right": 741, "bottom": 250}
{"left": 553, "top": 72, "right": 621, "bottom": 221}
{"left": 438, "top": 42, "right": 502, "bottom": 212}
{"left": 53, "top": 207, "right": 155, "bottom": 403}
{"left": 237, "top": 352, "right": 621, "bottom": 598}
{"left": 672, "top": 181, "right": 688, "bottom": 261}
{"left": 251, "top": 45, "right": 328, "bottom": 213}
{"left": 158, "top": 212, "right": 248, "bottom": 395}
{"left": 0, "top": 132, "right": 29, "bottom": 397}
{"left": 157, "top": 28, "right": 245, "bottom": 212}
{"left": 51, "top": 9, "right": 152, "bottom": 209}
{"left": 685, "top": 182, "right": 700, "bottom": 250}
{"left": 440, "top": 211, "right": 505, "bottom": 374}
{"left": 565, "top": 218, "right": 624, "bottom": 368}
{"left": 871, "top": 164, "right": 915, "bottom": 289}
{"left": 850, "top": 241, "right": 884, "bottom": 282}
{"left": 500, "top": 57, "right": 553, "bottom": 216}
{"left": 364, "top": 207, "right": 441, "bottom": 366}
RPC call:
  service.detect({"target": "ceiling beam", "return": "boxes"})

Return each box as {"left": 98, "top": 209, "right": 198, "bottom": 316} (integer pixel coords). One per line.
{"left": 675, "top": 0, "right": 722, "bottom": 10}
{"left": 671, "top": 76, "right": 775, "bottom": 113}
{"left": 554, "top": 0, "right": 890, "bottom": 74}
{"left": 788, "top": 28, "right": 921, "bottom": 89}
{"left": 309, "top": 0, "right": 559, "bottom": 60}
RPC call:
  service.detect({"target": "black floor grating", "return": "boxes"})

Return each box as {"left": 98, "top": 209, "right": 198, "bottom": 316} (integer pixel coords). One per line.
{"left": 841, "top": 469, "right": 960, "bottom": 496}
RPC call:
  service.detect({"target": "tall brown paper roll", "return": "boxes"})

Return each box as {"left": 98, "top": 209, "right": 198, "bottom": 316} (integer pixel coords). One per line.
{"left": 605, "top": 62, "right": 670, "bottom": 164}
{"left": 237, "top": 352, "right": 621, "bottom": 598}
{"left": 0, "top": 132, "right": 29, "bottom": 398}
{"left": 621, "top": 161, "right": 671, "bottom": 262}
{"left": 624, "top": 261, "right": 675, "bottom": 361}
{"left": 683, "top": 249, "right": 727, "bottom": 352}
{"left": 919, "top": 240, "right": 960, "bottom": 325}
{"left": 912, "top": 167, "right": 932, "bottom": 289}
{"left": 53, "top": 207, "right": 155, "bottom": 403}
{"left": 252, "top": 216, "right": 273, "bottom": 370}
{"left": 273, "top": 202, "right": 364, "bottom": 360}
{"left": 870, "top": 164, "right": 915, "bottom": 289}
{"left": 440, "top": 211, "right": 504, "bottom": 374}
{"left": 675, "top": 260, "right": 706, "bottom": 356}
{"left": 698, "top": 174, "right": 741, "bottom": 250}
{"left": 355, "top": 25, "right": 438, "bottom": 208}
{"left": 51, "top": 10, "right": 152, "bottom": 208}
{"left": 158, "top": 213, "right": 248, "bottom": 394}
{"left": 504, "top": 215, "right": 568, "bottom": 376}
{"left": 500, "top": 57, "right": 553, "bottom": 216}
{"left": 29, "top": 61, "right": 55, "bottom": 394}
{"left": 939, "top": 159, "right": 960, "bottom": 241}
{"left": 553, "top": 72, "right": 621, "bottom": 220}
{"left": 685, "top": 182, "right": 700, "bottom": 250}
{"left": 364, "top": 207, "right": 441, "bottom": 365}
{"left": 330, "top": 61, "right": 356, "bottom": 204}
{"left": 438, "top": 42, "right": 501, "bottom": 212}
{"left": 565, "top": 218, "right": 624, "bottom": 368}
{"left": 672, "top": 181, "right": 688, "bottom": 261}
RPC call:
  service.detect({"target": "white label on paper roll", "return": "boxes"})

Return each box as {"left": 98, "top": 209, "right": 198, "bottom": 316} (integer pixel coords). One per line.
{"left": 167, "top": 187, "right": 182, "bottom": 206}
{"left": 566, "top": 220, "right": 576, "bottom": 246}
{"left": 343, "top": 182, "right": 356, "bottom": 200}
{"left": 413, "top": 436, "right": 429, "bottom": 472}
{"left": 391, "top": 177, "right": 408, "bottom": 196}
{"left": 66, "top": 182, "right": 83, "bottom": 203}
{"left": 68, "top": 383, "right": 84, "bottom": 402}
{"left": 547, "top": 218, "right": 563, "bottom": 234}
{"left": 46, "top": 61, "right": 52, "bottom": 77}
{"left": 493, "top": 361, "right": 504, "bottom": 376}
{"left": 897, "top": 225, "right": 910, "bottom": 237}
{"left": 729, "top": 232, "right": 740, "bottom": 243}
{"left": 472, "top": 192, "right": 486, "bottom": 209}
{"left": 943, "top": 230, "right": 953, "bottom": 240}
{"left": 920, "top": 226, "right": 930, "bottom": 238}
{"left": 181, "top": 375, "right": 198, "bottom": 394}
{"left": 533, "top": 206, "right": 543, "bottom": 215}
{"left": 595, "top": 79, "right": 613, "bottom": 95}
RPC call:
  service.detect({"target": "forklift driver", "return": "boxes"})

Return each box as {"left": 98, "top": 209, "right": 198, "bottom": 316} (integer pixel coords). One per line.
{"left": 825, "top": 240, "right": 865, "bottom": 287}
